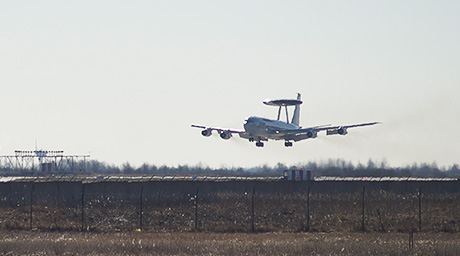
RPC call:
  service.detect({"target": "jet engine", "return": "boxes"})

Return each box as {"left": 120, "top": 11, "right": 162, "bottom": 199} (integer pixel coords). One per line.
{"left": 327, "top": 127, "right": 348, "bottom": 136}
{"left": 220, "top": 131, "right": 232, "bottom": 140}
{"left": 306, "top": 131, "right": 318, "bottom": 138}
{"left": 293, "top": 130, "right": 317, "bottom": 141}
{"left": 337, "top": 127, "right": 348, "bottom": 135}
{"left": 201, "top": 129, "right": 212, "bottom": 137}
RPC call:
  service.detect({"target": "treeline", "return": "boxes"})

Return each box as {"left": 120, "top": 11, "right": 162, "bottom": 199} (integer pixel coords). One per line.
{"left": 67, "top": 159, "right": 460, "bottom": 177}
{"left": 1, "top": 159, "right": 459, "bottom": 178}
{"left": 90, "top": 159, "right": 460, "bottom": 177}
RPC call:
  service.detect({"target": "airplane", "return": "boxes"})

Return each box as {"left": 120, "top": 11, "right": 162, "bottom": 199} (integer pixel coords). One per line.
{"left": 191, "top": 93, "right": 380, "bottom": 147}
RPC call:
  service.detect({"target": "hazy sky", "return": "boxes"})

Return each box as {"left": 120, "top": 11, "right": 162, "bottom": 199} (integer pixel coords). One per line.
{"left": 1, "top": 1, "right": 459, "bottom": 169}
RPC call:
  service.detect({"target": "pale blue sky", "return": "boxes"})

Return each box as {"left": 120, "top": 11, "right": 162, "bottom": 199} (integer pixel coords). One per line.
{"left": 1, "top": 1, "right": 459, "bottom": 168}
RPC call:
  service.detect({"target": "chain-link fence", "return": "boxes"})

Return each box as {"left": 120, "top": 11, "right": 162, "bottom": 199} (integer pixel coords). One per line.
{"left": 1, "top": 177, "right": 460, "bottom": 233}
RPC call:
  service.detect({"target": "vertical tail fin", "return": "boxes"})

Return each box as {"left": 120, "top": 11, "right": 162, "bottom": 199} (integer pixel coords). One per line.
{"left": 291, "top": 93, "right": 301, "bottom": 126}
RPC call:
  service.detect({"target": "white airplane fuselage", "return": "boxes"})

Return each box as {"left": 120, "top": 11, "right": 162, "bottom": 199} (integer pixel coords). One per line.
{"left": 241, "top": 116, "right": 301, "bottom": 141}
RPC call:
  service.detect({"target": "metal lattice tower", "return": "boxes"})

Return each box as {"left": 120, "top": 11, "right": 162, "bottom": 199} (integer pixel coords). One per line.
{"left": 0, "top": 150, "right": 90, "bottom": 172}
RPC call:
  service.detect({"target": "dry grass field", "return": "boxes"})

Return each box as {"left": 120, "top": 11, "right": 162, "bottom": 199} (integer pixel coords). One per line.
{"left": 2, "top": 191, "right": 460, "bottom": 233}
{"left": 2, "top": 183, "right": 460, "bottom": 254}
{"left": 1, "top": 230, "right": 460, "bottom": 255}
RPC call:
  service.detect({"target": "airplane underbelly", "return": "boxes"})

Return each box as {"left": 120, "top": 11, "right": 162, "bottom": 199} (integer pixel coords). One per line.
{"left": 244, "top": 123, "right": 270, "bottom": 138}
{"left": 244, "top": 126, "right": 284, "bottom": 141}
{"left": 247, "top": 127, "right": 268, "bottom": 136}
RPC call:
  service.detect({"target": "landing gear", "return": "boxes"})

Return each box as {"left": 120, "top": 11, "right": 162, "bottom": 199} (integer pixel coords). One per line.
{"left": 284, "top": 141, "right": 293, "bottom": 147}
{"left": 255, "top": 141, "right": 264, "bottom": 147}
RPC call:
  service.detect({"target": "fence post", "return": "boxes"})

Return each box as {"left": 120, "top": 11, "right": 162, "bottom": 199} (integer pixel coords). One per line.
{"left": 418, "top": 187, "right": 422, "bottom": 232}
{"left": 195, "top": 186, "right": 199, "bottom": 231}
{"left": 81, "top": 184, "right": 85, "bottom": 231}
{"left": 361, "top": 186, "right": 365, "bottom": 232}
{"left": 29, "top": 183, "right": 34, "bottom": 230}
{"left": 8, "top": 183, "right": 11, "bottom": 207}
{"left": 139, "top": 186, "right": 144, "bottom": 231}
{"left": 306, "top": 186, "right": 311, "bottom": 232}
{"left": 251, "top": 186, "right": 255, "bottom": 233}
{"left": 409, "top": 231, "right": 414, "bottom": 251}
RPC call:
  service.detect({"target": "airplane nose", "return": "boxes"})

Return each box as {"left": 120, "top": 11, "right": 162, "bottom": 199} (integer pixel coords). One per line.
{"left": 244, "top": 117, "right": 254, "bottom": 124}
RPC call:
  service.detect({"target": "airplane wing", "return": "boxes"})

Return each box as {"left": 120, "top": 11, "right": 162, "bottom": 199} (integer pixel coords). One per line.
{"left": 311, "top": 121, "right": 380, "bottom": 132}
{"left": 191, "top": 124, "right": 245, "bottom": 133}
{"left": 270, "top": 122, "right": 380, "bottom": 141}
{"left": 191, "top": 124, "right": 245, "bottom": 140}
{"left": 292, "top": 121, "right": 380, "bottom": 133}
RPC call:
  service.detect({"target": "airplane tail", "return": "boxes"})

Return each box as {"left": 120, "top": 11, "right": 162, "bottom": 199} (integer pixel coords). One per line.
{"left": 291, "top": 93, "right": 301, "bottom": 126}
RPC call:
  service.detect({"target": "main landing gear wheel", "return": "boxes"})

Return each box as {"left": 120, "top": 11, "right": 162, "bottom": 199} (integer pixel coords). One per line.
{"left": 284, "top": 141, "right": 293, "bottom": 147}
{"left": 255, "top": 142, "right": 264, "bottom": 147}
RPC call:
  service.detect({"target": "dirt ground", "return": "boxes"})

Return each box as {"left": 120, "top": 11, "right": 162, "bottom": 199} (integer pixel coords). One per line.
{"left": 0, "top": 230, "right": 460, "bottom": 255}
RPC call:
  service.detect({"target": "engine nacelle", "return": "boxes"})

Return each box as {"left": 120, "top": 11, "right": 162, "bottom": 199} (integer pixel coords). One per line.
{"left": 293, "top": 130, "right": 317, "bottom": 141}
{"left": 327, "top": 127, "right": 348, "bottom": 136}
{"left": 337, "top": 127, "right": 348, "bottom": 135}
{"left": 306, "top": 130, "right": 318, "bottom": 138}
{"left": 220, "top": 131, "right": 232, "bottom": 140}
{"left": 201, "top": 129, "right": 212, "bottom": 137}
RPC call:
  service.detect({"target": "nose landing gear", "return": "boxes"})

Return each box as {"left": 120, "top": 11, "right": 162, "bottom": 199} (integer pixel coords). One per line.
{"left": 255, "top": 141, "right": 264, "bottom": 147}
{"left": 284, "top": 141, "right": 293, "bottom": 147}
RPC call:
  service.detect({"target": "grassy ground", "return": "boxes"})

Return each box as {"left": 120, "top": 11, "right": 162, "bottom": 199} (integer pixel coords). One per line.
{"left": 2, "top": 191, "right": 460, "bottom": 255}
{"left": 1, "top": 230, "right": 460, "bottom": 255}
{"left": 2, "top": 192, "right": 460, "bottom": 233}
